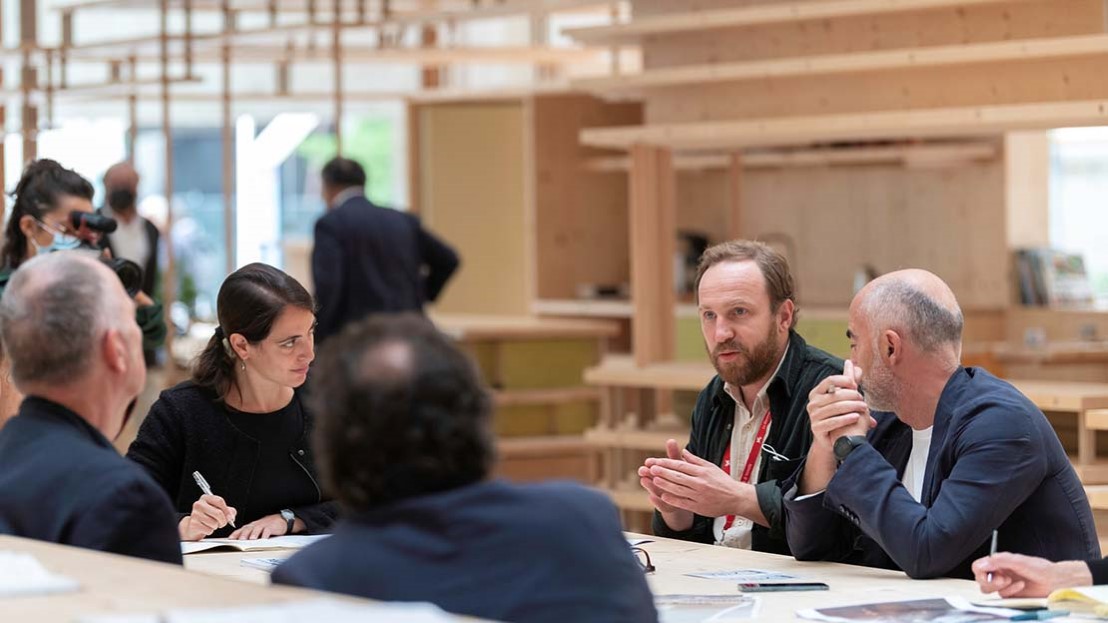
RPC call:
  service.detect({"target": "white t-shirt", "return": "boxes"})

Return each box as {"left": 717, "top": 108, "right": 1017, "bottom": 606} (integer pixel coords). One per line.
{"left": 105, "top": 208, "right": 150, "bottom": 268}
{"left": 901, "top": 426, "right": 934, "bottom": 503}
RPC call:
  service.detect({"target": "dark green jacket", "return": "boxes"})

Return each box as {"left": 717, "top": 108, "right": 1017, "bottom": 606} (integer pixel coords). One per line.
{"left": 0, "top": 267, "right": 166, "bottom": 351}
{"left": 652, "top": 330, "right": 842, "bottom": 554}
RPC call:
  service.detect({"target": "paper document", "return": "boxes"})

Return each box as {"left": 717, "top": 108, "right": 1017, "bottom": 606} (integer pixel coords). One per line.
{"left": 0, "top": 550, "right": 80, "bottom": 597}
{"left": 181, "top": 534, "right": 329, "bottom": 555}
{"left": 238, "top": 557, "right": 286, "bottom": 573}
{"left": 79, "top": 599, "right": 458, "bottom": 623}
{"left": 656, "top": 594, "right": 759, "bottom": 622}
{"left": 686, "top": 569, "right": 798, "bottom": 582}
{"left": 797, "top": 597, "right": 1019, "bottom": 622}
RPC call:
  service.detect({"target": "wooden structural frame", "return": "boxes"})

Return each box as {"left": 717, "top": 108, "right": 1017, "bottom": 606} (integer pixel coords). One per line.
{"left": 0, "top": 0, "right": 626, "bottom": 370}
{"left": 562, "top": 0, "right": 1108, "bottom": 527}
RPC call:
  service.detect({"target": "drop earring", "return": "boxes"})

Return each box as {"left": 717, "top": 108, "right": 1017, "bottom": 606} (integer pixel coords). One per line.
{"left": 240, "top": 361, "right": 246, "bottom": 371}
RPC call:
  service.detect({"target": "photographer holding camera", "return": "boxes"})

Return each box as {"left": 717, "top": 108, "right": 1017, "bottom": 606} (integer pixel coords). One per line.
{"left": 0, "top": 160, "right": 166, "bottom": 353}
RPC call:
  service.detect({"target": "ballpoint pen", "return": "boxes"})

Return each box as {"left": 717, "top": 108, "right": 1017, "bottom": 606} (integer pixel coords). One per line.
{"left": 192, "top": 470, "right": 236, "bottom": 528}
{"left": 987, "top": 530, "right": 998, "bottom": 584}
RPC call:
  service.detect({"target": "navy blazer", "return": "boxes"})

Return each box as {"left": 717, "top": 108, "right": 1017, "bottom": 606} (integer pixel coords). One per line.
{"left": 0, "top": 397, "right": 182, "bottom": 564}
{"left": 312, "top": 195, "right": 459, "bottom": 343}
{"left": 784, "top": 367, "right": 1100, "bottom": 579}
{"left": 273, "top": 480, "right": 658, "bottom": 623}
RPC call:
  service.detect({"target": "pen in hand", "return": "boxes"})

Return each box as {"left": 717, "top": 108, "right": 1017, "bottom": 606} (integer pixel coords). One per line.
{"left": 192, "top": 470, "right": 236, "bottom": 528}
{"left": 986, "top": 529, "right": 998, "bottom": 584}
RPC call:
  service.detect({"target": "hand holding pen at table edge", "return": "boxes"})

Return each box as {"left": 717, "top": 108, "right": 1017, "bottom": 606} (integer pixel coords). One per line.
{"left": 179, "top": 471, "right": 238, "bottom": 542}
{"left": 973, "top": 551, "right": 1093, "bottom": 598}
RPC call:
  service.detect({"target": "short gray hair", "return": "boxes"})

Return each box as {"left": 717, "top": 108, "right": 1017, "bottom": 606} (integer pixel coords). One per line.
{"left": 0, "top": 253, "right": 115, "bottom": 387}
{"left": 862, "top": 280, "right": 963, "bottom": 352}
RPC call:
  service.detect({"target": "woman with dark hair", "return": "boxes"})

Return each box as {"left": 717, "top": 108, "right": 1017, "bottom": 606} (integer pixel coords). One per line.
{"left": 0, "top": 159, "right": 166, "bottom": 350}
{"left": 127, "top": 263, "right": 336, "bottom": 541}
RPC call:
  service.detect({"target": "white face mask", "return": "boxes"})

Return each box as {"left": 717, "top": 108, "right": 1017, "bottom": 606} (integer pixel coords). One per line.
{"left": 31, "top": 219, "right": 81, "bottom": 256}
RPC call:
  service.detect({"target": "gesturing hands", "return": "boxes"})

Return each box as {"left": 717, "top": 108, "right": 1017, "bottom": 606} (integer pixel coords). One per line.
{"left": 638, "top": 439, "right": 766, "bottom": 530}
{"left": 178, "top": 494, "right": 238, "bottom": 541}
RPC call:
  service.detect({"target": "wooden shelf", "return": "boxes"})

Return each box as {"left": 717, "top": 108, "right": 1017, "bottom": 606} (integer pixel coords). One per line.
{"left": 585, "top": 426, "right": 690, "bottom": 451}
{"left": 532, "top": 298, "right": 699, "bottom": 319}
{"left": 580, "top": 99, "right": 1108, "bottom": 151}
{"left": 1008, "top": 380, "right": 1108, "bottom": 413}
{"left": 497, "top": 436, "right": 595, "bottom": 456}
{"left": 1071, "top": 459, "right": 1108, "bottom": 485}
{"left": 493, "top": 387, "right": 603, "bottom": 408}
{"left": 433, "top": 313, "right": 620, "bottom": 341}
{"left": 584, "top": 355, "right": 714, "bottom": 392}
{"left": 563, "top": 0, "right": 1037, "bottom": 45}
{"left": 601, "top": 487, "right": 656, "bottom": 513}
{"left": 583, "top": 142, "right": 997, "bottom": 171}
{"left": 572, "top": 34, "right": 1108, "bottom": 93}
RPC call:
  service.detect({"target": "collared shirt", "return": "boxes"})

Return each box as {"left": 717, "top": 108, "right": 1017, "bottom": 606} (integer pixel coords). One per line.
{"left": 713, "top": 344, "right": 789, "bottom": 549}
{"left": 330, "top": 187, "right": 365, "bottom": 209}
{"left": 104, "top": 206, "right": 150, "bottom": 268}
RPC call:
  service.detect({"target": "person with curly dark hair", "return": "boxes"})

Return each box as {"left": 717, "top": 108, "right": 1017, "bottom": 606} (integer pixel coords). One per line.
{"left": 127, "top": 263, "right": 337, "bottom": 541}
{"left": 272, "top": 314, "right": 658, "bottom": 623}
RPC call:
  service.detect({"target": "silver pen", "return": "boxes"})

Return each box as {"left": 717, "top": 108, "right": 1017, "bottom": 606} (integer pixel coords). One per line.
{"left": 192, "top": 470, "right": 236, "bottom": 528}
{"left": 986, "top": 529, "right": 998, "bottom": 583}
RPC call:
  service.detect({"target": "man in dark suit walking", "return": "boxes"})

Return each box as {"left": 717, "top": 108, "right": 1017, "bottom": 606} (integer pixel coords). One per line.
{"left": 312, "top": 157, "right": 459, "bottom": 343}
{"left": 0, "top": 252, "right": 182, "bottom": 564}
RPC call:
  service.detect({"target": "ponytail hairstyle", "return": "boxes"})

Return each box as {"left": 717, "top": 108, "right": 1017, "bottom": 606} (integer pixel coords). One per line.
{"left": 192, "top": 263, "right": 315, "bottom": 398}
{"left": 2, "top": 159, "right": 95, "bottom": 270}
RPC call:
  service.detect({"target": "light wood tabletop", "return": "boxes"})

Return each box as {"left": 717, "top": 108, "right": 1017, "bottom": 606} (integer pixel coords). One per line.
{"left": 0, "top": 536, "right": 482, "bottom": 622}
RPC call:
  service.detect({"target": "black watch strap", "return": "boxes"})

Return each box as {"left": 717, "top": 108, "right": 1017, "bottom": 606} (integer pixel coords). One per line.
{"left": 833, "top": 435, "right": 868, "bottom": 465}
{"left": 281, "top": 509, "right": 295, "bottom": 534}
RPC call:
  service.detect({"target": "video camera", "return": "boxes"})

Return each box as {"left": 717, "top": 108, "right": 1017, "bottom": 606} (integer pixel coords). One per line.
{"left": 70, "top": 211, "right": 145, "bottom": 298}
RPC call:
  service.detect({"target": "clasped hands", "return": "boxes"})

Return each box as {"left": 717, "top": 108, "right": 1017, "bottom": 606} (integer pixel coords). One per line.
{"left": 807, "top": 360, "right": 876, "bottom": 455}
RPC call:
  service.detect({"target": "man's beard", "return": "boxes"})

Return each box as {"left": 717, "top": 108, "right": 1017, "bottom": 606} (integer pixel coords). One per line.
{"left": 708, "top": 321, "right": 783, "bottom": 388}
{"left": 861, "top": 353, "right": 900, "bottom": 412}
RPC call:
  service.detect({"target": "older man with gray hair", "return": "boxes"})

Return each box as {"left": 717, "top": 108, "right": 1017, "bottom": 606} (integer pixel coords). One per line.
{"left": 784, "top": 269, "right": 1099, "bottom": 579}
{"left": 0, "top": 252, "right": 181, "bottom": 564}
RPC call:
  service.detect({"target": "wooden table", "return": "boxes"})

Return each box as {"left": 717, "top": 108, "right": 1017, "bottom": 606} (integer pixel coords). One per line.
{"left": 633, "top": 532, "right": 1001, "bottom": 619}
{"left": 183, "top": 534, "right": 996, "bottom": 620}
{"left": 0, "top": 537, "right": 478, "bottom": 621}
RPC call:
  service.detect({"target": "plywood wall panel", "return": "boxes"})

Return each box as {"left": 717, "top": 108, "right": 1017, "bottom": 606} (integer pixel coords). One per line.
{"left": 532, "top": 94, "right": 642, "bottom": 300}
{"left": 418, "top": 103, "right": 530, "bottom": 315}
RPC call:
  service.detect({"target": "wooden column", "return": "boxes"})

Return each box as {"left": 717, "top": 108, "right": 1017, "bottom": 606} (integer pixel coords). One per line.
{"left": 222, "top": 0, "right": 235, "bottom": 274}
{"left": 127, "top": 56, "right": 137, "bottom": 162}
{"left": 727, "top": 151, "right": 743, "bottom": 241}
{"left": 332, "top": 0, "right": 343, "bottom": 154}
{"left": 628, "top": 144, "right": 676, "bottom": 367}
{"left": 160, "top": 0, "right": 177, "bottom": 358}
{"left": 19, "top": 0, "right": 37, "bottom": 163}
{"left": 420, "top": 25, "right": 441, "bottom": 89}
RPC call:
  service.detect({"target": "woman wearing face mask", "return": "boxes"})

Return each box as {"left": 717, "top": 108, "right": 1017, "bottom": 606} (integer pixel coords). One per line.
{"left": 127, "top": 263, "right": 337, "bottom": 541}
{"left": 0, "top": 159, "right": 166, "bottom": 352}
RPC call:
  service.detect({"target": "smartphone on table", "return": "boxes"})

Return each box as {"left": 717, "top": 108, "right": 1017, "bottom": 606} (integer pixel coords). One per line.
{"left": 738, "top": 582, "right": 829, "bottom": 592}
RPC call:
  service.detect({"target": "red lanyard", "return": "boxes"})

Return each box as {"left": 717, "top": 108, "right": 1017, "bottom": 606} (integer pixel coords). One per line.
{"left": 721, "top": 411, "right": 772, "bottom": 532}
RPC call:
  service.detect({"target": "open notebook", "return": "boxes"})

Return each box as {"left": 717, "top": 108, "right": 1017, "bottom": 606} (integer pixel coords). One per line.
{"left": 181, "top": 534, "right": 329, "bottom": 555}
{"left": 1048, "top": 585, "right": 1108, "bottom": 617}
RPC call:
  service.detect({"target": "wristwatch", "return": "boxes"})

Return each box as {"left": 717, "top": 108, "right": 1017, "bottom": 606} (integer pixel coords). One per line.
{"left": 280, "top": 509, "right": 296, "bottom": 535}
{"left": 833, "top": 435, "right": 868, "bottom": 465}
